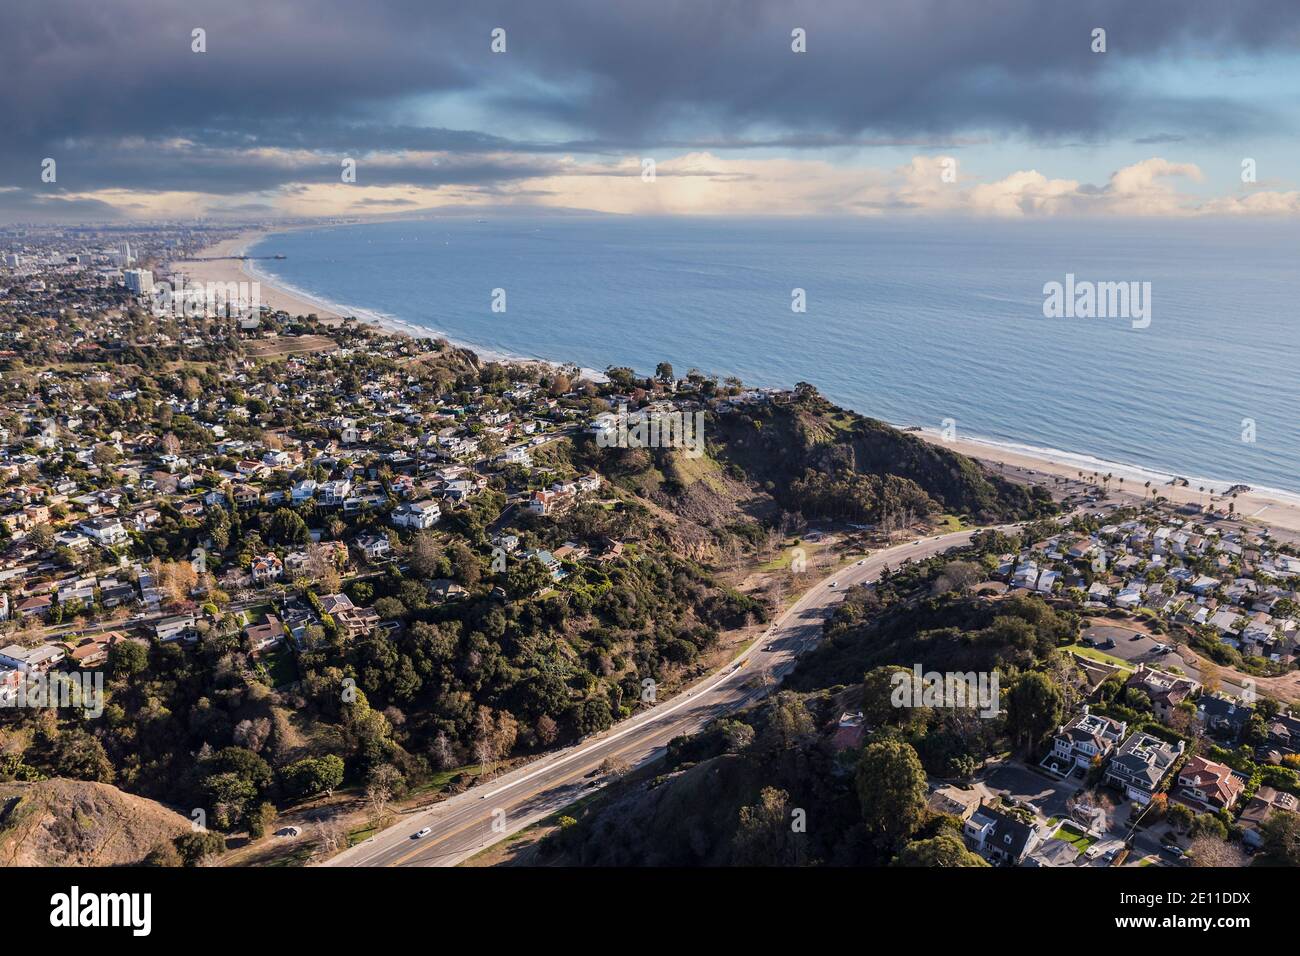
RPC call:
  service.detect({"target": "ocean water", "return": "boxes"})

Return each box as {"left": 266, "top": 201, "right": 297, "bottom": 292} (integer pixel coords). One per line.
{"left": 248, "top": 216, "right": 1300, "bottom": 496}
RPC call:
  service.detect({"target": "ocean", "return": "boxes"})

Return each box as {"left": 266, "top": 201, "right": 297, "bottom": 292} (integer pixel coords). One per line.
{"left": 247, "top": 216, "right": 1300, "bottom": 497}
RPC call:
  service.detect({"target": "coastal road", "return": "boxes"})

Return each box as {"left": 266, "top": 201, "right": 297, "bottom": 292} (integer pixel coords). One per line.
{"left": 323, "top": 527, "right": 999, "bottom": 868}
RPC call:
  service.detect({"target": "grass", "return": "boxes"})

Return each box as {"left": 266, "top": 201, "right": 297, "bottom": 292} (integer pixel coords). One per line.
{"left": 935, "top": 514, "right": 970, "bottom": 532}
{"left": 1052, "top": 822, "right": 1096, "bottom": 853}
{"left": 259, "top": 644, "right": 298, "bottom": 687}
{"left": 1066, "top": 644, "right": 1135, "bottom": 671}
{"left": 407, "top": 764, "right": 485, "bottom": 798}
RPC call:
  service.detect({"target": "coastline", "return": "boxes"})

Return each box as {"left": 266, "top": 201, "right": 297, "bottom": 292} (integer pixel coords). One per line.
{"left": 173, "top": 229, "right": 344, "bottom": 322}
{"left": 915, "top": 427, "right": 1300, "bottom": 534}
{"left": 181, "top": 227, "right": 1300, "bottom": 534}
{"left": 180, "top": 226, "right": 607, "bottom": 381}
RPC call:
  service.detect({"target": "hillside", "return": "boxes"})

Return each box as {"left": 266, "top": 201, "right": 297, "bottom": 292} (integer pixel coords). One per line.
{"left": 706, "top": 385, "right": 1052, "bottom": 524}
{"left": 535, "top": 543, "right": 1083, "bottom": 866}
{"left": 0, "top": 778, "right": 191, "bottom": 866}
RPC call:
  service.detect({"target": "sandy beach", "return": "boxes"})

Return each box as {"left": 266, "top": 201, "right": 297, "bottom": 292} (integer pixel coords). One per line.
{"left": 178, "top": 230, "right": 1300, "bottom": 534}
{"left": 171, "top": 229, "right": 344, "bottom": 322}
{"left": 917, "top": 428, "right": 1300, "bottom": 534}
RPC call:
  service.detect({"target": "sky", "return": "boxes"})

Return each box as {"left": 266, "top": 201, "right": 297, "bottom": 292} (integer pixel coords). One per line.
{"left": 3, "top": 0, "right": 1300, "bottom": 222}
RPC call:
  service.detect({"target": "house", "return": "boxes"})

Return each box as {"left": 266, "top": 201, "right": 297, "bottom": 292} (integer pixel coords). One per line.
{"left": 76, "top": 516, "right": 128, "bottom": 547}
{"left": 318, "top": 592, "right": 355, "bottom": 617}
{"left": 318, "top": 479, "right": 352, "bottom": 506}
{"left": 391, "top": 499, "right": 441, "bottom": 530}
{"left": 335, "top": 605, "right": 381, "bottom": 638}
{"left": 0, "top": 642, "right": 65, "bottom": 674}
{"left": 1265, "top": 712, "right": 1300, "bottom": 757}
{"left": 963, "top": 803, "right": 1043, "bottom": 865}
{"left": 1048, "top": 708, "right": 1127, "bottom": 774}
{"left": 427, "top": 578, "right": 468, "bottom": 603}
{"left": 67, "top": 631, "right": 126, "bottom": 668}
{"left": 0, "top": 667, "right": 21, "bottom": 705}
{"left": 527, "top": 488, "right": 574, "bottom": 517}
{"left": 353, "top": 532, "right": 391, "bottom": 562}
{"left": 1240, "top": 786, "right": 1299, "bottom": 848}
{"left": 830, "top": 711, "right": 865, "bottom": 751}
{"left": 250, "top": 553, "right": 284, "bottom": 584}
{"left": 291, "top": 479, "right": 318, "bottom": 504}
{"left": 491, "top": 533, "right": 520, "bottom": 553}
{"left": 245, "top": 614, "right": 286, "bottom": 654}
{"left": 1195, "top": 694, "right": 1252, "bottom": 742}
{"left": 154, "top": 613, "right": 197, "bottom": 643}
{"left": 1125, "top": 664, "right": 1200, "bottom": 722}
{"left": 1024, "top": 839, "right": 1084, "bottom": 868}
{"left": 521, "top": 549, "right": 566, "bottom": 582}
{"left": 926, "top": 785, "right": 981, "bottom": 823}
{"left": 1104, "top": 732, "right": 1184, "bottom": 804}
{"left": 1173, "top": 755, "right": 1245, "bottom": 812}
{"left": 14, "top": 594, "right": 53, "bottom": 619}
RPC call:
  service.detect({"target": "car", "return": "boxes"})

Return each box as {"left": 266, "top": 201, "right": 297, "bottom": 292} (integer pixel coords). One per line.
{"left": 1081, "top": 637, "right": 1096, "bottom": 647}
{"left": 763, "top": 643, "right": 775, "bottom": 651}
{"left": 828, "top": 581, "right": 837, "bottom": 588}
{"left": 412, "top": 827, "right": 432, "bottom": 839}
{"left": 1099, "top": 638, "right": 1116, "bottom": 650}
{"left": 274, "top": 826, "right": 300, "bottom": 838}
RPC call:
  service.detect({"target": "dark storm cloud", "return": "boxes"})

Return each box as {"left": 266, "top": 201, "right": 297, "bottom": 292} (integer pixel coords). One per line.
{"left": 0, "top": 0, "right": 1296, "bottom": 198}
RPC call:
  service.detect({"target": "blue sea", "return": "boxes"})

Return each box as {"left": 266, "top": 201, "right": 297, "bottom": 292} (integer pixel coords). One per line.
{"left": 247, "top": 217, "right": 1300, "bottom": 497}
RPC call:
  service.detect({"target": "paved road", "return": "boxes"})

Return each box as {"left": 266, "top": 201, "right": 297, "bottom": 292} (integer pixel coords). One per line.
{"left": 324, "top": 526, "right": 1001, "bottom": 868}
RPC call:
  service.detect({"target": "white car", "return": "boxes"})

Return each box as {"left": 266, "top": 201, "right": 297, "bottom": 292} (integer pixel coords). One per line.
{"left": 412, "top": 827, "right": 432, "bottom": 839}
{"left": 828, "top": 581, "right": 838, "bottom": 588}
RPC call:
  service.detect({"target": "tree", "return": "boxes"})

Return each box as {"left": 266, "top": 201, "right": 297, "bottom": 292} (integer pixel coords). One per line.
{"left": 108, "top": 639, "right": 149, "bottom": 678}
{"left": 535, "top": 714, "right": 559, "bottom": 747}
{"left": 1186, "top": 834, "right": 1245, "bottom": 867}
{"left": 265, "top": 507, "right": 310, "bottom": 547}
{"left": 174, "top": 830, "right": 226, "bottom": 867}
{"left": 49, "top": 728, "right": 114, "bottom": 782}
{"left": 1165, "top": 801, "right": 1195, "bottom": 833}
{"left": 894, "top": 832, "right": 989, "bottom": 867}
{"left": 654, "top": 362, "right": 674, "bottom": 386}
{"left": 410, "top": 531, "right": 445, "bottom": 579}
{"left": 1005, "top": 671, "right": 1063, "bottom": 754}
{"left": 282, "top": 754, "right": 346, "bottom": 799}
{"left": 1256, "top": 809, "right": 1300, "bottom": 866}
{"left": 855, "top": 739, "right": 927, "bottom": 850}
{"left": 732, "top": 787, "right": 798, "bottom": 866}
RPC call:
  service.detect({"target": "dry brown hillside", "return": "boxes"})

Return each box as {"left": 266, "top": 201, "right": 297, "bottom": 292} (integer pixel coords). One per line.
{"left": 0, "top": 779, "right": 191, "bottom": 866}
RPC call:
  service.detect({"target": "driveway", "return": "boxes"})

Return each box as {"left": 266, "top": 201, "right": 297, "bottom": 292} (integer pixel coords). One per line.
{"left": 979, "top": 761, "right": 1082, "bottom": 821}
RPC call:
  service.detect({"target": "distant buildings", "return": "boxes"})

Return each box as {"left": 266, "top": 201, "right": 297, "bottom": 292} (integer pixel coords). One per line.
{"left": 123, "top": 268, "right": 153, "bottom": 294}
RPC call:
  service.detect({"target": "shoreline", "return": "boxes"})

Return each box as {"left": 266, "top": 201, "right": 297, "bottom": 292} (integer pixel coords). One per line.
{"left": 914, "top": 427, "right": 1300, "bottom": 534}
{"left": 181, "top": 226, "right": 1300, "bottom": 533}
{"left": 179, "top": 225, "right": 607, "bottom": 381}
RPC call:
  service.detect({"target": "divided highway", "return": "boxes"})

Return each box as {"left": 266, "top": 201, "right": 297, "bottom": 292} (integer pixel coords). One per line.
{"left": 323, "top": 528, "right": 985, "bottom": 868}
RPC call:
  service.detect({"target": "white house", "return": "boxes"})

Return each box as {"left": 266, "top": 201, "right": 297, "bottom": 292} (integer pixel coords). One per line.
{"left": 392, "top": 499, "right": 441, "bottom": 530}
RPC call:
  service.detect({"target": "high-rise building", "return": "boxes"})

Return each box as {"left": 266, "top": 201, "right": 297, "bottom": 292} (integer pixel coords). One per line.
{"left": 124, "top": 268, "right": 154, "bottom": 295}
{"left": 2, "top": 253, "right": 19, "bottom": 269}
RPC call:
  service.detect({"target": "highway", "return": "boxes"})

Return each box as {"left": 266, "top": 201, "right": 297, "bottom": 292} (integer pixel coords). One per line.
{"left": 323, "top": 527, "right": 988, "bottom": 868}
